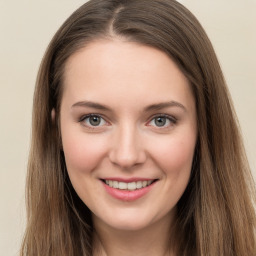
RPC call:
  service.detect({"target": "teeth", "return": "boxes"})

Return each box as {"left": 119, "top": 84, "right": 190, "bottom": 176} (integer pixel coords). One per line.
{"left": 105, "top": 180, "right": 154, "bottom": 190}
{"left": 127, "top": 182, "right": 136, "bottom": 190}
{"left": 119, "top": 182, "right": 127, "bottom": 190}
{"left": 113, "top": 181, "right": 118, "bottom": 188}
{"left": 136, "top": 181, "right": 142, "bottom": 189}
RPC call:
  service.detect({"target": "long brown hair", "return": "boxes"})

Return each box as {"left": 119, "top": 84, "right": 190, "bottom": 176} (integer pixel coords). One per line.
{"left": 21, "top": 0, "right": 256, "bottom": 255}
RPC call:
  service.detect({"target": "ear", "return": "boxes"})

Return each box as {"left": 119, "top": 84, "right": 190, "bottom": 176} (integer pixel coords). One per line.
{"left": 51, "top": 108, "right": 56, "bottom": 123}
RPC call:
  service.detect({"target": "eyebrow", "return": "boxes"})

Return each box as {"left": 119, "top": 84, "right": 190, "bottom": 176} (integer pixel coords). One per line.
{"left": 71, "top": 100, "right": 186, "bottom": 112}
{"left": 144, "top": 101, "right": 187, "bottom": 112}
{"left": 72, "top": 101, "right": 111, "bottom": 111}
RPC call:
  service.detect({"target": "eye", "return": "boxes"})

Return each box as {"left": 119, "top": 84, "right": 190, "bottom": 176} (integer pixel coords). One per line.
{"left": 80, "top": 114, "right": 107, "bottom": 127}
{"left": 148, "top": 115, "right": 176, "bottom": 128}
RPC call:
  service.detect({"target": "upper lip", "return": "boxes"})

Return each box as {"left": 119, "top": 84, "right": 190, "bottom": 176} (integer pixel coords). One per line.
{"left": 101, "top": 177, "right": 157, "bottom": 182}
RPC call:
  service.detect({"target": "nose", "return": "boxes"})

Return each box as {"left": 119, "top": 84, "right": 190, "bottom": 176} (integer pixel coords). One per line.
{"left": 109, "top": 124, "right": 147, "bottom": 169}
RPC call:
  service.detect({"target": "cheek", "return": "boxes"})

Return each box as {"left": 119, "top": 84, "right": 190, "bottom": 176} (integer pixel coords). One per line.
{"left": 149, "top": 133, "right": 196, "bottom": 177}
{"left": 151, "top": 135, "right": 196, "bottom": 207}
{"left": 61, "top": 132, "right": 109, "bottom": 205}
{"left": 62, "top": 129, "right": 108, "bottom": 173}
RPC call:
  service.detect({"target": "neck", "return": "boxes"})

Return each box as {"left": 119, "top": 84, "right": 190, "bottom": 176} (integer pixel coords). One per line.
{"left": 92, "top": 211, "right": 177, "bottom": 256}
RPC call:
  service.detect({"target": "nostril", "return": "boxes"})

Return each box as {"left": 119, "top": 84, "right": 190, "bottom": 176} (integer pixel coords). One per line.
{"left": 109, "top": 146, "right": 147, "bottom": 169}
{"left": 109, "top": 152, "right": 143, "bottom": 169}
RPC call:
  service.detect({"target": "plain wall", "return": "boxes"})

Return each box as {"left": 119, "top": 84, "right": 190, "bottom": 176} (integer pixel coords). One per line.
{"left": 0, "top": 0, "right": 255, "bottom": 255}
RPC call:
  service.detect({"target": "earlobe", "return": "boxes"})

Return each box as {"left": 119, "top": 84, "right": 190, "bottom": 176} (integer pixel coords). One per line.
{"left": 51, "top": 109, "right": 56, "bottom": 123}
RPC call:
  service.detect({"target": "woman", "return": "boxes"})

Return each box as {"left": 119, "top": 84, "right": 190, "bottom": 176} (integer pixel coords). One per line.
{"left": 21, "top": 0, "right": 256, "bottom": 255}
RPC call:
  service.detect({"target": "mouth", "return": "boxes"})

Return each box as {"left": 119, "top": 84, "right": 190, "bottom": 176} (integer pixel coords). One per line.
{"left": 101, "top": 179, "right": 158, "bottom": 191}
{"left": 101, "top": 178, "right": 158, "bottom": 201}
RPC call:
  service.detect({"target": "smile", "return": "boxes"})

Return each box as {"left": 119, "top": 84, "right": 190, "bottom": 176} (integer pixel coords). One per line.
{"left": 103, "top": 180, "right": 155, "bottom": 191}
{"left": 101, "top": 179, "right": 158, "bottom": 201}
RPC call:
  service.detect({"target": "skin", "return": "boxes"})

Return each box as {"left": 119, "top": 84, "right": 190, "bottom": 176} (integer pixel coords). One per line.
{"left": 59, "top": 39, "right": 197, "bottom": 256}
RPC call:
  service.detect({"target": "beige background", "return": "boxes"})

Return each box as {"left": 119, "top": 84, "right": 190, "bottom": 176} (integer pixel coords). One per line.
{"left": 0, "top": 0, "right": 255, "bottom": 255}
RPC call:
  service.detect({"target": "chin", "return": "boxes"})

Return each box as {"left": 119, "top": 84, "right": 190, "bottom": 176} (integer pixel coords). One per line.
{"left": 93, "top": 207, "right": 168, "bottom": 232}
{"left": 105, "top": 218, "right": 152, "bottom": 232}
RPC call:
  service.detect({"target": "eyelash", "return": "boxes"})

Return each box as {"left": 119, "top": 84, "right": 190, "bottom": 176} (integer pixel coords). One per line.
{"left": 79, "top": 113, "right": 177, "bottom": 129}
{"left": 79, "top": 114, "right": 108, "bottom": 129}
{"left": 147, "top": 114, "right": 177, "bottom": 128}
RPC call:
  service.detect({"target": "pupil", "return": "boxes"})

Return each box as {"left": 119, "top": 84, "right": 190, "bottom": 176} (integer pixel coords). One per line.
{"left": 155, "top": 117, "right": 166, "bottom": 127}
{"left": 89, "top": 116, "right": 101, "bottom": 126}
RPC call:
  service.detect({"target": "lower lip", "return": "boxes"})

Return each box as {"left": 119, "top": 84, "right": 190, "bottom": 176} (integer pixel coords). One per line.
{"left": 102, "top": 181, "right": 157, "bottom": 201}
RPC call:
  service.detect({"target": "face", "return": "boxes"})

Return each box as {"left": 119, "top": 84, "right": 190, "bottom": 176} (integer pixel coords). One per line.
{"left": 60, "top": 40, "right": 197, "bottom": 231}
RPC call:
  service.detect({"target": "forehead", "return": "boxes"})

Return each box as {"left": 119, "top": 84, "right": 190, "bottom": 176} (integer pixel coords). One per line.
{"left": 62, "top": 39, "right": 194, "bottom": 110}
